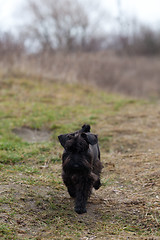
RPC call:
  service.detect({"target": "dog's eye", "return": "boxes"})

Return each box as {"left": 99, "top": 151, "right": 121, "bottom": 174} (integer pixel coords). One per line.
{"left": 68, "top": 135, "right": 73, "bottom": 140}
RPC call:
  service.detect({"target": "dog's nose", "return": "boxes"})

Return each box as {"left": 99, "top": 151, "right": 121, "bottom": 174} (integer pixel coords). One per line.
{"left": 74, "top": 164, "right": 79, "bottom": 168}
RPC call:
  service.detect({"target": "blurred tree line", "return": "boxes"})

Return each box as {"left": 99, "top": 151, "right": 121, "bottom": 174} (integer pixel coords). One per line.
{"left": 1, "top": 0, "right": 160, "bottom": 56}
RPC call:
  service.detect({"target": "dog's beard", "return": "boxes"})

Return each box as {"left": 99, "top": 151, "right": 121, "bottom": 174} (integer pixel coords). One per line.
{"left": 63, "top": 155, "right": 91, "bottom": 173}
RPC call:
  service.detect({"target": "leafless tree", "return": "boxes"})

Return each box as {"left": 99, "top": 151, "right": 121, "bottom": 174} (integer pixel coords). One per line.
{"left": 23, "top": 0, "right": 109, "bottom": 52}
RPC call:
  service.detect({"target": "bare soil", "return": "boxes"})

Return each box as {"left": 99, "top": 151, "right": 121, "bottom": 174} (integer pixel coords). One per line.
{"left": 12, "top": 127, "right": 52, "bottom": 143}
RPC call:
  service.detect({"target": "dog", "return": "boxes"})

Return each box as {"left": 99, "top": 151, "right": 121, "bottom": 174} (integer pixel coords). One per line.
{"left": 58, "top": 125, "right": 103, "bottom": 214}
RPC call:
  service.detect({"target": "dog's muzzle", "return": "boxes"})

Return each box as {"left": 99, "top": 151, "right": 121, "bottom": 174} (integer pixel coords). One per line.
{"left": 74, "top": 164, "right": 79, "bottom": 168}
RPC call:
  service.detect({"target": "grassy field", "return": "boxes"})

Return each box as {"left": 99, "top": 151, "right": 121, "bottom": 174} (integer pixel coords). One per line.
{"left": 0, "top": 76, "right": 160, "bottom": 240}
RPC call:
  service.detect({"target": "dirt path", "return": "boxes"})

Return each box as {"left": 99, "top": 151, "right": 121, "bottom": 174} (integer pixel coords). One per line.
{"left": 97, "top": 103, "right": 160, "bottom": 239}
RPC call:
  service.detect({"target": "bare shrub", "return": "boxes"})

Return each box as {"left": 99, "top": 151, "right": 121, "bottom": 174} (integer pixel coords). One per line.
{"left": 0, "top": 32, "right": 24, "bottom": 58}
{"left": 111, "top": 18, "right": 160, "bottom": 56}
{"left": 0, "top": 31, "right": 25, "bottom": 73}
{"left": 132, "top": 26, "right": 160, "bottom": 55}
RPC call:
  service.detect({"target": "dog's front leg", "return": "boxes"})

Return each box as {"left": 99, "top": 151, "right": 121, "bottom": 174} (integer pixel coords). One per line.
{"left": 74, "top": 176, "right": 92, "bottom": 214}
{"left": 90, "top": 172, "right": 101, "bottom": 190}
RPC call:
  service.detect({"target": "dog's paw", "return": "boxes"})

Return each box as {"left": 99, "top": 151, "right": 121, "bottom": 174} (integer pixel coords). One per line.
{"left": 75, "top": 207, "right": 87, "bottom": 214}
{"left": 93, "top": 179, "right": 101, "bottom": 190}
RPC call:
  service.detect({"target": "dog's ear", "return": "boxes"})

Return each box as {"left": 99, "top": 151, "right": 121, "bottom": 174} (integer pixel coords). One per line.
{"left": 58, "top": 134, "right": 69, "bottom": 148}
{"left": 81, "top": 124, "right": 91, "bottom": 133}
{"left": 81, "top": 133, "right": 98, "bottom": 145}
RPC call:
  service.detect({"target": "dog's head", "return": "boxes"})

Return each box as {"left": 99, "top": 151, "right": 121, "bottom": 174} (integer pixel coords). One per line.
{"left": 58, "top": 132, "right": 98, "bottom": 172}
{"left": 58, "top": 132, "right": 97, "bottom": 152}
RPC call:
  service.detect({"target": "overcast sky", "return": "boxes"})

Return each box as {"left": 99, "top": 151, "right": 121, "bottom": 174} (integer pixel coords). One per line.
{"left": 0, "top": 0, "right": 160, "bottom": 31}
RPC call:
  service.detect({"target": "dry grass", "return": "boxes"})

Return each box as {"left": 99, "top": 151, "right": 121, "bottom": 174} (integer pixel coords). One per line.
{"left": 1, "top": 52, "right": 160, "bottom": 98}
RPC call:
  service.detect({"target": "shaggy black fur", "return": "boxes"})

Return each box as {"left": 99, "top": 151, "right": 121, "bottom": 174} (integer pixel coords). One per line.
{"left": 58, "top": 125, "right": 103, "bottom": 214}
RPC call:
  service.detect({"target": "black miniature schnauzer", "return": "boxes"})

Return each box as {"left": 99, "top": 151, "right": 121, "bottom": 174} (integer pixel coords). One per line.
{"left": 58, "top": 124, "right": 103, "bottom": 214}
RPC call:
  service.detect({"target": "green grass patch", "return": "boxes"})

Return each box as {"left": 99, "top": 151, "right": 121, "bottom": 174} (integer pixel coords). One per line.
{"left": 0, "top": 152, "right": 22, "bottom": 164}
{"left": 99, "top": 135, "right": 113, "bottom": 152}
{"left": 0, "top": 224, "right": 16, "bottom": 240}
